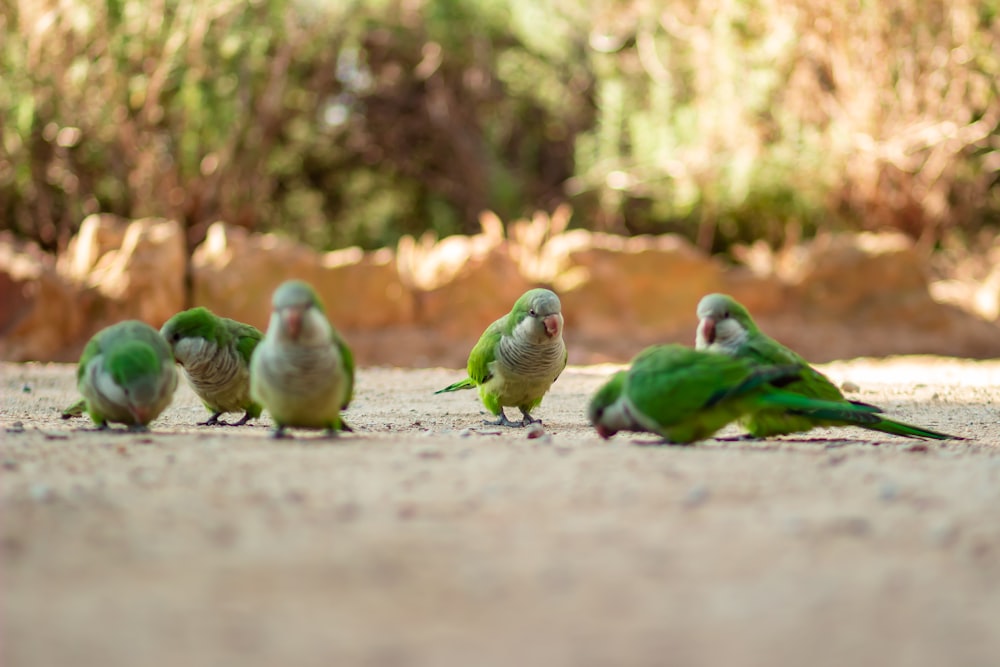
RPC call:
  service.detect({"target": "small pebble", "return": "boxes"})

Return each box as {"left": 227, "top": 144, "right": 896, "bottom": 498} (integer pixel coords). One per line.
{"left": 841, "top": 381, "right": 861, "bottom": 393}
{"left": 829, "top": 516, "right": 870, "bottom": 536}
{"left": 458, "top": 428, "right": 473, "bottom": 438}
{"left": 417, "top": 449, "right": 444, "bottom": 460}
{"left": 21, "top": 384, "right": 31, "bottom": 393}
{"left": 526, "top": 423, "right": 546, "bottom": 439}
{"left": 29, "top": 483, "right": 52, "bottom": 502}
{"left": 878, "top": 481, "right": 899, "bottom": 502}
{"left": 682, "top": 484, "right": 710, "bottom": 508}
{"left": 7, "top": 421, "right": 24, "bottom": 433}
{"left": 927, "top": 520, "right": 959, "bottom": 547}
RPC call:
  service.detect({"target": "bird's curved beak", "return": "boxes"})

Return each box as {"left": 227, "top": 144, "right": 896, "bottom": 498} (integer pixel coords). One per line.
{"left": 281, "top": 305, "right": 305, "bottom": 340}
{"left": 595, "top": 423, "right": 615, "bottom": 439}
{"left": 130, "top": 405, "right": 151, "bottom": 425}
{"left": 542, "top": 314, "right": 562, "bottom": 338}
{"left": 697, "top": 317, "right": 716, "bottom": 346}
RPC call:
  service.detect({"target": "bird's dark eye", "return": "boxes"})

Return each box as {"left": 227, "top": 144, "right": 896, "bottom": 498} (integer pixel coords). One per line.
{"left": 529, "top": 309, "right": 536, "bottom": 317}
{"left": 172, "top": 333, "right": 181, "bottom": 342}
{"left": 721, "top": 311, "right": 730, "bottom": 319}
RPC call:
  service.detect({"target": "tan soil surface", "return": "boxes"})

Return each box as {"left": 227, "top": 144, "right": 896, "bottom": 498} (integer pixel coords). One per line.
{"left": 3, "top": 358, "right": 1000, "bottom": 667}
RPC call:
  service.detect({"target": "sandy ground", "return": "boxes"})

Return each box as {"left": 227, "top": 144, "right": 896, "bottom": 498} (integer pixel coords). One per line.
{"left": 3, "top": 357, "right": 1000, "bottom": 667}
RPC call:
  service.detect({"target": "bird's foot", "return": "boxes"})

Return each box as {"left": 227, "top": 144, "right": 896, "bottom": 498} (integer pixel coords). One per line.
{"left": 630, "top": 437, "right": 694, "bottom": 447}
{"left": 519, "top": 412, "right": 541, "bottom": 427}
{"left": 198, "top": 413, "right": 225, "bottom": 426}
{"left": 127, "top": 424, "right": 150, "bottom": 433}
{"left": 713, "top": 434, "right": 760, "bottom": 442}
{"left": 484, "top": 411, "right": 523, "bottom": 428}
{"left": 227, "top": 412, "right": 255, "bottom": 427}
{"left": 270, "top": 426, "right": 291, "bottom": 440}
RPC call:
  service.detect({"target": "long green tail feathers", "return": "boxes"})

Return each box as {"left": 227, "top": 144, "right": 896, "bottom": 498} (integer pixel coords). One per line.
{"left": 434, "top": 378, "right": 477, "bottom": 394}
{"left": 60, "top": 398, "right": 87, "bottom": 419}
{"left": 759, "top": 392, "right": 956, "bottom": 440}
{"left": 858, "top": 416, "right": 957, "bottom": 441}
{"left": 704, "top": 364, "right": 802, "bottom": 407}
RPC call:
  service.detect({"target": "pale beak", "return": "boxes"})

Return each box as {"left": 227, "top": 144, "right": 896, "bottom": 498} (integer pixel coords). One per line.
{"left": 697, "top": 317, "right": 716, "bottom": 345}
{"left": 281, "top": 305, "right": 305, "bottom": 340}
{"left": 542, "top": 314, "right": 562, "bottom": 337}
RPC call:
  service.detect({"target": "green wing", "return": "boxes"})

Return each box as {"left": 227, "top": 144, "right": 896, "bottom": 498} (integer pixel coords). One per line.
{"left": 433, "top": 318, "right": 505, "bottom": 394}
{"left": 741, "top": 332, "right": 845, "bottom": 403}
{"left": 333, "top": 329, "right": 355, "bottom": 409}
{"left": 626, "top": 348, "right": 749, "bottom": 426}
{"left": 703, "top": 364, "right": 804, "bottom": 408}
{"left": 76, "top": 335, "right": 103, "bottom": 384}
{"left": 467, "top": 320, "right": 502, "bottom": 385}
{"left": 229, "top": 320, "right": 263, "bottom": 366}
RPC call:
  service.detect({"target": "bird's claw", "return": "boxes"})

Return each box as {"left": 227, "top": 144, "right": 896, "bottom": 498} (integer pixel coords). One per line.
{"left": 198, "top": 413, "right": 225, "bottom": 427}
{"left": 484, "top": 414, "right": 522, "bottom": 428}
{"left": 519, "top": 413, "right": 541, "bottom": 427}
{"left": 270, "top": 426, "right": 291, "bottom": 440}
{"left": 228, "top": 412, "right": 254, "bottom": 427}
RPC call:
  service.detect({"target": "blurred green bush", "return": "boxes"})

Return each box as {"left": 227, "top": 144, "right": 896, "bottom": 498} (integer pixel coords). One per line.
{"left": 1, "top": 0, "right": 998, "bottom": 254}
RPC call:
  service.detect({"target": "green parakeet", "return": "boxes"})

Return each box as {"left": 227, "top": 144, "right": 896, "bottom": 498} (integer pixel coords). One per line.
{"left": 62, "top": 320, "right": 178, "bottom": 431}
{"left": 588, "top": 344, "right": 884, "bottom": 444}
{"left": 160, "top": 307, "right": 263, "bottom": 426}
{"left": 435, "top": 288, "right": 567, "bottom": 427}
{"left": 695, "top": 293, "right": 959, "bottom": 440}
{"left": 250, "top": 280, "right": 354, "bottom": 438}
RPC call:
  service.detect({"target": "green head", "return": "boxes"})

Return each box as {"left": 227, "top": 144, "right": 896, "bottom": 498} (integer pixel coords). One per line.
{"left": 695, "top": 293, "right": 758, "bottom": 350}
{"left": 510, "top": 288, "right": 563, "bottom": 342}
{"left": 160, "top": 307, "right": 221, "bottom": 348}
{"left": 106, "top": 341, "right": 168, "bottom": 424}
{"left": 587, "top": 371, "right": 627, "bottom": 439}
{"left": 269, "top": 280, "right": 329, "bottom": 343}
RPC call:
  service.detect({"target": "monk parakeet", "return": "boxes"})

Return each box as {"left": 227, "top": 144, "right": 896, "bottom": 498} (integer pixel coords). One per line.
{"left": 435, "top": 288, "right": 567, "bottom": 427}
{"left": 695, "top": 293, "right": 958, "bottom": 440}
{"left": 160, "top": 307, "right": 263, "bottom": 426}
{"left": 250, "top": 280, "right": 354, "bottom": 438}
{"left": 588, "top": 344, "right": 884, "bottom": 444}
{"left": 61, "top": 320, "right": 178, "bottom": 431}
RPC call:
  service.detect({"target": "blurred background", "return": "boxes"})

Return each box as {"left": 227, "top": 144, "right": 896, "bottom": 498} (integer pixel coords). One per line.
{"left": 2, "top": 0, "right": 998, "bottom": 255}
{"left": 3, "top": 0, "right": 1000, "bottom": 366}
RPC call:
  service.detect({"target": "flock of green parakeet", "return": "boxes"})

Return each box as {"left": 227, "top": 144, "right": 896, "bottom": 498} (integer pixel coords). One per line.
{"left": 59, "top": 279, "right": 961, "bottom": 443}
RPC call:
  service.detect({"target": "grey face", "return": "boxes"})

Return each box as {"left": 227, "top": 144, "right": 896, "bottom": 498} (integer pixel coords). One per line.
{"left": 696, "top": 296, "right": 744, "bottom": 348}
{"left": 527, "top": 292, "right": 563, "bottom": 339}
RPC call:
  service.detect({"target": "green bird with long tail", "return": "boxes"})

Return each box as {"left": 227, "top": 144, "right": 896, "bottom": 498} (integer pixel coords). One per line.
{"left": 588, "top": 344, "right": 885, "bottom": 444}
{"left": 61, "top": 320, "right": 178, "bottom": 431}
{"left": 436, "top": 288, "right": 567, "bottom": 427}
{"left": 695, "top": 293, "right": 959, "bottom": 440}
{"left": 250, "top": 280, "right": 354, "bottom": 439}
{"left": 160, "top": 307, "right": 263, "bottom": 426}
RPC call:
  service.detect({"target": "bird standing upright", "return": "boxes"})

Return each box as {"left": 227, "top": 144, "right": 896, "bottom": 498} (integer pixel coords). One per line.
{"left": 694, "top": 293, "right": 959, "bottom": 440}
{"left": 63, "top": 320, "right": 178, "bottom": 431}
{"left": 250, "top": 280, "right": 354, "bottom": 438}
{"left": 436, "top": 288, "right": 567, "bottom": 427}
{"left": 588, "top": 344, "right": 884, "bottom": 444}
{"left": 160, "top": 307, "right": 263, "bottom": 426}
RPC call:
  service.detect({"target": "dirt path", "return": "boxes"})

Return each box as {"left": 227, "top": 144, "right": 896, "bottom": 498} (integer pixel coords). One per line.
{"left": 3, "top": 358, "right": 1000, "bottom": 667}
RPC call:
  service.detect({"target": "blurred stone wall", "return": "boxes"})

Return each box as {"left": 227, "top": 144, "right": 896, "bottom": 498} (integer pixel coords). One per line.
{"left": 3, "top": 211, "right": 999, "bottom": 367}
